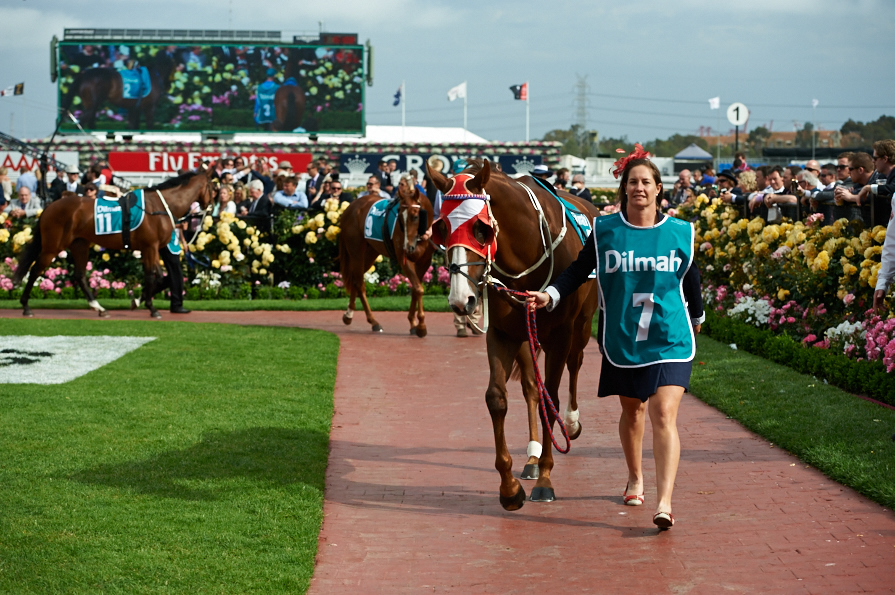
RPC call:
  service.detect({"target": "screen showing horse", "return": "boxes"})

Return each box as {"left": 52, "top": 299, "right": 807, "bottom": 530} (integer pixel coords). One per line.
{"left": 57, "top": 42, "right": 365, "bottom": 134}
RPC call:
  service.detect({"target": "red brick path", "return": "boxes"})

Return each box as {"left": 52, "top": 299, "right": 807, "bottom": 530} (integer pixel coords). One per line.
{"left": 4, "top": 308, "right": 894, "bottom": 593}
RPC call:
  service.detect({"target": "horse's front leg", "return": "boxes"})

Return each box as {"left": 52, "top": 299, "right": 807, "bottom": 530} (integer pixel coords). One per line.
{"left": 485, "top": 329, "right": 526, "bottom": 511}
{"left": 514, "top": 343, "right": 541, "bottom": 480}
{"left": 402, "top": 259, "right": 426, "bottom": 337}
{"left": 531, "top": 334, "right": 574, "bottom": 502}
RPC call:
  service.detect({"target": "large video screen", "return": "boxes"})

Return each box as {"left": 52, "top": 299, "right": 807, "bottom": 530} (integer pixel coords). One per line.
{"left": 57, "top": 42, "right": 365, "bottom": 134}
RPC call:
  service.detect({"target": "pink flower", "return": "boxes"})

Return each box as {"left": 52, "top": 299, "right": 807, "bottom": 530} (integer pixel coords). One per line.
{"left": 787, "top": 317, "right": 796, "bottom": 324}
{"left": 843, "top": 293, "right": 855, "bottom": 305}
{"left": 802, "top": 334, "right": 817, "bottom": 344}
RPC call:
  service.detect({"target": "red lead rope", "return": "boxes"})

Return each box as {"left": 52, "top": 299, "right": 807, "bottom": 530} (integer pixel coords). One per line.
{"left": 492, "top": 286, "right": 571, "bottom": 454}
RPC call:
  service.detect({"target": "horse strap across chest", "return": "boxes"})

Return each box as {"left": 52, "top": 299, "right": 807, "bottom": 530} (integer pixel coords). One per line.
{"left": 460, "top": 180, "right": 568, "bottom": 335}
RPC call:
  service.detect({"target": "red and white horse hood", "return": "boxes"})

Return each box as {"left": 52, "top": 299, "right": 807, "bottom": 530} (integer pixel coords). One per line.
{"left": 434, "top": 173, "right": 498, "bottom": 258}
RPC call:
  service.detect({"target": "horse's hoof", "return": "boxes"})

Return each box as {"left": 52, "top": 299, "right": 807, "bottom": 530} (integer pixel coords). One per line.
{"left": 499, "top": 485, "right": 527, "bottom": 511}
{"left": 372, "top": 324, "right": 383, "bottom": 333}
{"left": 569, "top": 420, "right": 583, "bottom": 440}
{"left": 130, "top": 299, "right": 139, "bottom": 311}
{"left": 529, "top": 486, "right": 556, "bottom": 502}
{"left": 409, "top": 326, "right": 417, "bottom": 335}
{"left": 342, "top": 314, "right": 352, "bottom": 325}
{"left": 415, "top": 325, "right": 427, "bottom": 338}
{"left": 98, "top": 310, "right": 110, "bottom": 318}
{"left": 520, "top": 464, "right": 539, "bottom": 480}
{"left": 150, "top": 311, "right": 162, "bottom": 319}
{"left": 22, "top": 308, "right": 33, "bottom": 318}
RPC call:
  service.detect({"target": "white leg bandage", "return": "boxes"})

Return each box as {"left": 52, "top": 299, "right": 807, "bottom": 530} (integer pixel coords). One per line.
{"left": 88, "top": 300, "right": 106, "bottom": 313}
{"left": 564, "top": 404, "right": 579, "bottom": 425}
{"left": 526, "top": 440, "right": 542, "bottom": 459}
{"left": 344, "top": 308, "right": 354, "bottom": 319}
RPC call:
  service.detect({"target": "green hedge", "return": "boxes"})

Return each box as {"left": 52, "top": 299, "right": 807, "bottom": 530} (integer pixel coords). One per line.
{"left": 703, "top": 310, "right": 895, "bottom": 406}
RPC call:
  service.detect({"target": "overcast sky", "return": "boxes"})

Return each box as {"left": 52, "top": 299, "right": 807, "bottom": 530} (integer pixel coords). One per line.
{"left": 1, "top": 0, "right": 893, "bottom": 144}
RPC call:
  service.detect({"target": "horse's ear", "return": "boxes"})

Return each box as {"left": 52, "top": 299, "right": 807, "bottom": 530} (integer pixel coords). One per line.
{"left": 471, "top": 159, "right": 491, "bottom": 192}
{"left": 426, "top": 160, "right": 450, "bottom": 193}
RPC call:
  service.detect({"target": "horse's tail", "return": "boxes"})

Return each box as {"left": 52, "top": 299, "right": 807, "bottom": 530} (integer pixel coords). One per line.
{"left": 509, "top": 346, "right": 542, "bottom": 381}
{"left": 12, "top": 219, "right": 42, "bottom": 285}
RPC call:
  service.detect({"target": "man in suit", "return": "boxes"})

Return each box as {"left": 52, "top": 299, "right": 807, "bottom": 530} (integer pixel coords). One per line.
{"left": 568, "top": 174, "right": 592, "bottom": 201}
{"left": 246, "top": 179, "right": 271, "bottom": 216}
{"left": 50, "top": 164, "right": 85, "bottom": 201}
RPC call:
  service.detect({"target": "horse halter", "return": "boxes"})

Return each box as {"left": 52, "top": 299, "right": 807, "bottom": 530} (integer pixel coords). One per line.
{"left": 440, "top": 174, "right": 570, "bottom": 334}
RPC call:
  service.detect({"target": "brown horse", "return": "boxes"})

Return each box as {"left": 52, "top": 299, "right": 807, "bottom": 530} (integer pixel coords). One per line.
{"left": 62, "top": 53, "right": 174, "bottom": 130}
{"left": 338, "top": 177, "right": 435, "bottom": 336}
{"left": 427, "top": 159, "right": 600, "bottom": 510}
{"left": 272, "top": 82, "right": 306, "bottom": 132}
{"left": 13, "top": 167, "right": 215, "bottom": 318}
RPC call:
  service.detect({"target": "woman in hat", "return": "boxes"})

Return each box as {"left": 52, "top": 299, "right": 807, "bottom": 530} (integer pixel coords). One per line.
{"left": 527, "top": 145, "right": 704, "bottom": 530}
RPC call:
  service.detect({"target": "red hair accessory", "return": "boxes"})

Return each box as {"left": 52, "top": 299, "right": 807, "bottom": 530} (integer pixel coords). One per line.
{"left": 611, "top": 143, "right": 652, "bottom": 179}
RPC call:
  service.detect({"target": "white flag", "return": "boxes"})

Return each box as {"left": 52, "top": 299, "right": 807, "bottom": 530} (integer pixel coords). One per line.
{"left": 812, "top": 98, "right": 819, "bottom": 108}
{"left": 708, "top": 96, "right": 720, "bottom": 110}
{"left": 447, "top": 81, "right": 467, "bottom": 102}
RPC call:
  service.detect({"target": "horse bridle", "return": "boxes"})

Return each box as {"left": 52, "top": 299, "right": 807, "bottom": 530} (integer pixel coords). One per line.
{"left": 446, "top": 181, "right": 569, "bottom": 333}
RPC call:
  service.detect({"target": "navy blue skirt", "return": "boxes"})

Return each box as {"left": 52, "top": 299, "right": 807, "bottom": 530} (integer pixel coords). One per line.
{"left": 597, "top": 354, "right": 692, "bottom": 402}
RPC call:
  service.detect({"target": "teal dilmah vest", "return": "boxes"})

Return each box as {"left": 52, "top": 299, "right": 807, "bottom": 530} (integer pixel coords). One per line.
{"left": 594, "top": 212, "right": 695, "bottom": 368}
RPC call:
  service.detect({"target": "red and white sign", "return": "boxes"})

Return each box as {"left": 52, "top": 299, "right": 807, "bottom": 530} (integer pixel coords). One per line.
{"left": 108, "top": 151, "right": 313, "bottom": 173}
{"left": 1, "top": 151, "right": 79, "bottom": 174}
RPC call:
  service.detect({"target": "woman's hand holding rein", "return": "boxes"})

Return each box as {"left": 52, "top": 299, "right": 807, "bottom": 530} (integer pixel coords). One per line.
{"left": 527, "top": 291, "right": 551, "bottom": 309}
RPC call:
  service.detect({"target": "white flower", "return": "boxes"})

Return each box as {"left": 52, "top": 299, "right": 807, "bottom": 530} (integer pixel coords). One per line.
{"left": 727, "top": 296, "right": 772, "bottom": 326}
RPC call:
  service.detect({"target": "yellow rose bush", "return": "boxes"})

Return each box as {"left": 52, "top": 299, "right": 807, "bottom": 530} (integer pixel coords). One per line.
{"left": 675, "top": 200, "right": 894, "bottom": 377}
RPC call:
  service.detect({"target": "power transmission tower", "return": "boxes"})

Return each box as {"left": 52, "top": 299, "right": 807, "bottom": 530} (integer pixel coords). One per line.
{"left": 574, "top": 74, "right": 588, "bottom": 131}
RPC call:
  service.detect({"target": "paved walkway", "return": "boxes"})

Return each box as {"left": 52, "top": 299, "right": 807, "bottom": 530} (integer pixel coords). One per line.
{"left": 4, "top": 308, "right": 895, "bottom": 593}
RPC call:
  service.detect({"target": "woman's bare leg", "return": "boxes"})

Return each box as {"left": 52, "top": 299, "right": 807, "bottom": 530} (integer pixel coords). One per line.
{"left": 648, "top": 385, "right": 685, "bottom": 515}
{"left": 618, "top": 395, "right": 647, "bottom": 498}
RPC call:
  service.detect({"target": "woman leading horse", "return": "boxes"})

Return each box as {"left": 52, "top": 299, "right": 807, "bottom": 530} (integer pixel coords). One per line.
{"left": 14, "top": 166, "right": 215, "bottom": 319}
{"left": 427, "top": 159, "right": 600, "bottom": 510}
{"left": 528, "top": 146, "right": 705, "bottom": 529}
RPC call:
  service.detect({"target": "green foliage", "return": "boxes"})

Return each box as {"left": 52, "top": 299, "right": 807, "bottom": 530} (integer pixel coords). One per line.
{"left": 840, "top": 115, "right": 895, "bottom": 144}
{"left": 748, "top": 126, "right": 772, "bottom": 152}
{"left": 644, "top": 134, "right": 709, "bottom": 158}
{"left": 542, "top": 124, "right": 600, "bottom": 157}
{"left": 703, "top": 310, "right": 895, "bottom": 405}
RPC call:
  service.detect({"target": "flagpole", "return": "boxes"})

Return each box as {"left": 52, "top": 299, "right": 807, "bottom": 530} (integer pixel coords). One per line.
{"left": 717, "top": 109, "right": 721, "bottom": 164}
{"left": 463, "top": 82, "right": 467, "bottom": 142}
{"left": 812, "top": 102, "right": 816, "bottom": 160}
{"left": 401, "top": 80, "right": 405, "bottom": 142}
{"left": 525, "top": 80, "right": 530, "bottom": 142}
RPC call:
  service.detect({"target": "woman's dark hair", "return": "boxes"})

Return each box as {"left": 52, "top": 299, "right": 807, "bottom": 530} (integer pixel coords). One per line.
{"left": 84, "top": 182, "right": 97, "bottom": 193}
{"left": 616, "top": 158, "right": 663, "bottom": 217}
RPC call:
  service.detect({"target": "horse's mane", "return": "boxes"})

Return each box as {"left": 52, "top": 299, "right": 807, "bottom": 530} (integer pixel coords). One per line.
{"left": 460, "top": 158, "right": 512, "bottom": 183}
{"left": 146, "top": 171, "right": 200, "bottom": 191}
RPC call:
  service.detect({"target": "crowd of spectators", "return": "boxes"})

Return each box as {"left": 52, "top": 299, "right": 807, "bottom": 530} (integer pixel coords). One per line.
{"left": 666, "top": 144, "right": 895, "bottom": 230}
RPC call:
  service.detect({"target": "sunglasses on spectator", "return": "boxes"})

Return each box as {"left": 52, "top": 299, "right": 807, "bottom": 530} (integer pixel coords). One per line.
{"left": 332, "top": 185, "right": 342, "bottom": 190}
{"left": 836, "top": 165, "right": 848, "bottom": 169}
{"left": 805, "top": 167, "right": 820, "bottom": 173}
{"left": 848, "top": 166, "right": 859, "bottom": 171}
{"left": 366, "top": 182, "right": 375, "bottom": 186}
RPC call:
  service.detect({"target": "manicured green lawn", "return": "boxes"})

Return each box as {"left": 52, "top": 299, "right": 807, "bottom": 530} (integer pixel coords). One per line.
{"left": 0, "top": 319, "right": 338, "bottom": 593}
{"left": 691, "top": 334, "right": 895, "bottom": 510}
{"left": 0, "top": 296, "right": 452, "bottom": 312}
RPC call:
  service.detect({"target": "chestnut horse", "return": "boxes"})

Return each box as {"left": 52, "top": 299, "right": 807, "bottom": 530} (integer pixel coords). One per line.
{"left": 14, "top": 167, "right": 215, "bottom": 318}
{"left": 272, "top": 81, "right": 306, "bottom": 132}
{"left": 338, "top": 180, "right": 435, "bottom": 336}
{"left": 428, "top": 159, "right": 600, "bottom": 510}
{"left": 62, "top": 53, "right": 174, "bottom": 130}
